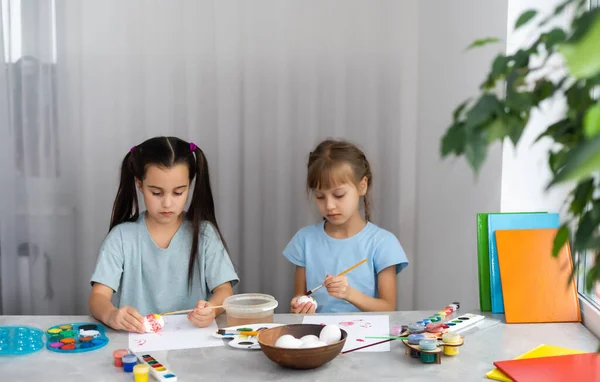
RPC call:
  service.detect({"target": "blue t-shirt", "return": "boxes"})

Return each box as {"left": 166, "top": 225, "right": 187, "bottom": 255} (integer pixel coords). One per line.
{"left": 90, "top": 211, "right": 239, "bottom": 316}
{"left": 283, "top": 221, "right": 408, "bottom": 313}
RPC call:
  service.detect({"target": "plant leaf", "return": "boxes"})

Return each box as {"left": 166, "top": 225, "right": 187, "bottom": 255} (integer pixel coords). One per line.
{"left": 586, "top": 263, "right": 600, "bottom": 293}
{"left": 560, "top": 11, "right": 600, "bottom": 79}
{"left": 453, "top": 99, "right": 471, "bottom": 122}
{"left": 574, "top": 211, "right": 596, "bottom": 252}
{"left": 492, "top": 54, "right": 507, "bottom": 77}
{"left": 549, "top": 149, "right": 569, "bottom": 175}
{"left": 570, "top": 178, "right": 594, "bottom": 215}
{"left": 441, "top": 122, "right": 466, "bottom": 157}
{"left": 553, "top": 224, "right": 570, "bottom": 257}
{"left": 465, "top": 131, "right": 488, "bottom": 174}
{"left": 515, "top": 10, "right": 537, "bottom": 30}
{"left": 466, "top": 37, "right": 501, "bottom": 50}
{"left": 545, "top": 28, "right": 567, "bottom": 49}
{"left": 584, "top": 101, "right": 600, "bottom": 138}
{"left": 486, "top": 119, "right": 508, "bottom": 143}
{"left": 548, "top": 134, "right": 600, "bottom": 186}
{"left": 464, "top": 94, "right": 500, "bottom": 129}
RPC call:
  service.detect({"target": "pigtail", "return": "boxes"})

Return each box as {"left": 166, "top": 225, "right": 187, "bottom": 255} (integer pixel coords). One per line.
{"left": 109, "top": 151, "right": 140, "bottom": 231}
{"left": 186, "top": 146, "right": 229, "bottom": 290}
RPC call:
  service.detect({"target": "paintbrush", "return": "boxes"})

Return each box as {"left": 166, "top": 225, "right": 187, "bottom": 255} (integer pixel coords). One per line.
{"left": 216, "top": 329, "right": 260, "bottom": 336}
{"left": 341, "top": 338, "right": 393, "bottom": 354}
{"left": 306, "top": 258, "right": 368, "bottom": 296}
{"left": 159, "top": 305, "right": 224, "bottom": 316}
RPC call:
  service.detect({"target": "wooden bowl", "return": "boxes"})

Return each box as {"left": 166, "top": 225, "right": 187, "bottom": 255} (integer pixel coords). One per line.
{"left": 257, "top": 324, "right": 347, "bottom": 369}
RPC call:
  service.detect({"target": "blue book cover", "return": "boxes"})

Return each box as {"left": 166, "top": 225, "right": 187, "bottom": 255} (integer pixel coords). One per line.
{"left": 488, "top": 213, "right": 560, "bottom": 313}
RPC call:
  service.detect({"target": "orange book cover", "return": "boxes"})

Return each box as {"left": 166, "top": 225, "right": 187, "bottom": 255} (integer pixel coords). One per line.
{"left": 495, "top": 228, "right": 581, "bottom": 324}
{"left": 493, "top": 353, "right": 599, "bottom": 382}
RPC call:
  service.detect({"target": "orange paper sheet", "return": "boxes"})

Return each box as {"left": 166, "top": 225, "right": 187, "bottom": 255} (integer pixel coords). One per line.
{"left": 495, "top": 228, "right": 580, "bottom": 324}
{"left": 493, "top": 353, "right": 599, "bottom": 382}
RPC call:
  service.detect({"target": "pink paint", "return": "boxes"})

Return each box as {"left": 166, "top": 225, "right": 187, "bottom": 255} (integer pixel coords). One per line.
{"left": 356, "top": 339, "right": 365, "bottom": 342}
{"left": 339, "top": 321, "right": 355, "bottom": 327}
{"left": 135, "top": 340, "right": 146, "bottom": 346}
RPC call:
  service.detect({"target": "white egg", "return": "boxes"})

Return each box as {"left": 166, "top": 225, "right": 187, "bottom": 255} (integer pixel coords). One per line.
{"left": 319, "top": 324, "right": 342, "bottom": 345}
{"left": 297, "top": 295, "right": 318, "bottom": 310}
{"left": 275, "top": 334, "right": 303, "bottom": 348}
{"left": 299, "top": 340, "right": 328, "bottom": 348}
{"left": 300, "top": 334, "right": 320, "bottom": 344}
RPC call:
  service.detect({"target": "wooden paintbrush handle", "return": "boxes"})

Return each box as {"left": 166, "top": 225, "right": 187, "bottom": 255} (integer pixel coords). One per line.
{"left": 161, "top": 305, "right": 224, "bottom": 316}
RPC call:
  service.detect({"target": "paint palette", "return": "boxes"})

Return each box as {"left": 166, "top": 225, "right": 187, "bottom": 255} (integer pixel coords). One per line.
{"left": 212, "top": 323, "right": 283, "bottom": 350}
{"left": 0, "top": 326, "right": 45, "bottom": 355}
{"left": 45, "top": 322, "right": 109, "bottom": 353}
{"left": 136, "top": 353, "right": 178, "bottom": 381}
{"left": 442, "top": 313, "right": 485, "bottom": 333}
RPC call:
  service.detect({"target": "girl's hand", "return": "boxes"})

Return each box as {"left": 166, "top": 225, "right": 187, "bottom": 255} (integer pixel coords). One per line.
{"left": 188, "top": 300, "right": 216, "bottom": 327}
{"left": 324, "top": 274, "right": 351, "bottom": 300}
{"left": 107, "top": 306, "right": 146, "bottom": 333}
{"left": 290, "top": 296, "right": 316, "bottom": 314}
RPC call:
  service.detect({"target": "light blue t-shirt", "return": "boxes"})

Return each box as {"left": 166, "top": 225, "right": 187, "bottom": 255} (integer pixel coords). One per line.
{"left": 283, "top": 221, "right": 408, "bottom": 313}
{"left": 90, "top": 212, "right": 239, "bottom": 316}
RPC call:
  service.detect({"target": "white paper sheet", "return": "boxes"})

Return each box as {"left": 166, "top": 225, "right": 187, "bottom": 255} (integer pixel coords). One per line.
{"left": 128, "top": 315, "right": 224, "bottom": 352}
{"left": 302, "top": 315, "right": 391, "bottom": 352}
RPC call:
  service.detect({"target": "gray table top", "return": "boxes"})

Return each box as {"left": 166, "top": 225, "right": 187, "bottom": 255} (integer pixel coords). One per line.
{"left": 1, "top": 310, "right": 598, "bottom": 381}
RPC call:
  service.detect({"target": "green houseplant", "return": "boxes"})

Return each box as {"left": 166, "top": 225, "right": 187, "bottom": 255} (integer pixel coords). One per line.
{"left": 441, "top": 0, "right": 600, "bottom": 294}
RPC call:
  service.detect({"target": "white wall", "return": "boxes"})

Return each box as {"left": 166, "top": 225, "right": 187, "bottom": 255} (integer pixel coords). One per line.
{"left": 414, "top": 0, "right": 508, "bottom": 310}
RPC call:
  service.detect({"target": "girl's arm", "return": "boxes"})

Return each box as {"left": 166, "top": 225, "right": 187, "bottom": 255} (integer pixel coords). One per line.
{"left": 88, "top": 283, "right": 146, "bottom": 333}
{"left": 208, "top": 281, "right": 233, "bottom": 316}
{"left": 324, "top": 265, "right": 397, "bottom": 311}
{"left": 290, "top": 266, "right": 316, "bottom": 314}
{"left": 188, "top": 281, "right": 233, "bottom": 327}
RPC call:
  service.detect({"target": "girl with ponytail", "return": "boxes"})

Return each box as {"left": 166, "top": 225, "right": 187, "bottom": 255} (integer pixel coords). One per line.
{"left": 283, "top": 139, "right": 408, "bottom": 314}
{"left": 89, "top": 137, "right": 238, "bottom": 332}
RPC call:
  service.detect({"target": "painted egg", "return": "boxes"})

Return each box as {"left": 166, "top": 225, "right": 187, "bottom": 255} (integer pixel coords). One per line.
{"left": 319, "top": 324, "right": 341, "bottom": 345}
{"left": 299, "top": 340, "right": 328, "bottom": 348}
{"left": 297, "top": 295, "right": 318, "bottom": 310}
{"left": 300, "top": 334, "right": 320, "bottom": 344}
{"left": 143, "top": 314, "right": 165, "bottom": 333}
{"left": 274, "top": 334, "right": 302, "bottom": 348}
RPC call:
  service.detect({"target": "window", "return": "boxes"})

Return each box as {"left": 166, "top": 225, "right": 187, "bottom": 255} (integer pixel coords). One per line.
{"left": 1, "top": 0, "right": 57, "bottom": 63}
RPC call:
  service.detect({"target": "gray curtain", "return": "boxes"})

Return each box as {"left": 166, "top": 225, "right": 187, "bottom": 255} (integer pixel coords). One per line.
{"left": 0, "top": 0, "right": 416, "bottom": 315}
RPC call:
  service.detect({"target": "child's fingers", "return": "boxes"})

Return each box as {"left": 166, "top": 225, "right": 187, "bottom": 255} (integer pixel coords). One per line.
{"left": 293, "top": 302, "right": 308, "bottom": 314}
{"left": 300, "top": 302, "right": 314, "bottom": 314}
{"left": 195, "top": 300, "right": 209, "bottom": 309}
{"left": 125, "top": 306, "right": 144, "bottom": 320}
{"left": 122, "top": 318, "right": 143, "bottom": 333}
{"left": 124, "top": 314, "right": 145, "bottom": 333}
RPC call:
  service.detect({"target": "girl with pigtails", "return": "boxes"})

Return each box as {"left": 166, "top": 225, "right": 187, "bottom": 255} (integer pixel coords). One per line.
{"left": 89, "top": 137, "right": 238, "bottom": 333}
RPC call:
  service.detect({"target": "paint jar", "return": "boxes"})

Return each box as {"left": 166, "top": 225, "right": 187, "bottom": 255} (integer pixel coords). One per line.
{"left": 407, "top": 334, "right": 424, "bottom": 358}
{"left": 418, "top": 338, "right": 437, "bottom": 351}
{"left": 113, "top": 349, "right": 128, "bottom": 367}
{"left": 419, "top": 338, "right": 438, "bottom": 364}
{"left": 407, "top": 323, "right": 425, "bottom": 334}
{"left": 391, "top": 325, "right": 404, "bottom": 336}
{"left": 442, "top": 332, "right": 461, "bottom": 356}
{"left": 420, "top": 352, "right": 437, "bottom": 363}
{"left": 425, "top": 323, "right": 444, "bottom": 334}
{"left": 122, "top": 353, "right": 137, "bottom": 372}
{"left": 222, "top": 293, "right": 279, "bottom": 327}
{"left": 133, "top": 364, "right": 150, "bottom": 382}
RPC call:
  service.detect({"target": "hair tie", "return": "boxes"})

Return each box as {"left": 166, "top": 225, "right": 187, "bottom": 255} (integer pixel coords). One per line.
{"left": 130, "top": 146, "right": 136, "bottom": 153}
{"left": 190, "top": 142, "right": 197, "bottom": 151}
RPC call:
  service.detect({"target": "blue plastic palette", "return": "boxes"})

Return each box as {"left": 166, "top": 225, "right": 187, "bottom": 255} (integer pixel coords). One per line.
{"left": 0, "top": 326, "right": 45, "bottom": 355}
{"left": 45, "top": 322, "right": 109, "bottom": 353}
